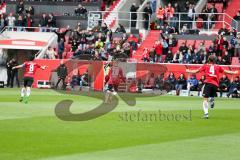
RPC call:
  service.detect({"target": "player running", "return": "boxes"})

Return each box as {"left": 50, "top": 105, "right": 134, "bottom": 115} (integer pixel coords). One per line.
{"left": 104, "top": 61, "right": 125, "bottom": 104}
{"left": 12, "top": 56, "right": 47, "bottom": 104}
{"left": 186, "top": 55, "right": 238, "bottom": 119}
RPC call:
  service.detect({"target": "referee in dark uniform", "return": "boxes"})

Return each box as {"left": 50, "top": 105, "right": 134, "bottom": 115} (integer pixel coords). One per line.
{"left": 55, "top": 60, "right": 68, "bottom": 90}
{"left": 6, "top": 59, "right": 13, "bottom": 87}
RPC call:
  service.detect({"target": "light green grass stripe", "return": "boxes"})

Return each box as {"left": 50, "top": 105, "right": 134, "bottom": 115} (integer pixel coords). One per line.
{"left": 39, "top": 133, "right": 240, "bottom": 160}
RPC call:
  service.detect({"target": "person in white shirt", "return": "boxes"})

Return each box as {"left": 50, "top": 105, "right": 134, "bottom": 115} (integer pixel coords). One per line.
{"left": 44, "top": 47, "right": 56, "bottom": 59}
{"left": 6, "top": 13, "right": 16, "bottom": 31}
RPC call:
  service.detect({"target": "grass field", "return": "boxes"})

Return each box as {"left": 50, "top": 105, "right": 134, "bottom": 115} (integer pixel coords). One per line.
{"left": 0, "top": 88, "right": 240, "bottom": 160}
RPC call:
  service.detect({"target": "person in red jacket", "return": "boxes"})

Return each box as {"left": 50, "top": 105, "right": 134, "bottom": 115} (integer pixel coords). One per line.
{"left": 186, "top": 55, "right": 238, "bottom": 119}
{"left": 214, "top": 34, "right": 224, "bottom": 57}
{"left": 142, "top": 48, "right": 150, "bottom": 62}
{"left": 156, "top": 5, "right": 165, "bottom": 27}
{"left": 154, "top": 40, "right": 163, "bottom": 62}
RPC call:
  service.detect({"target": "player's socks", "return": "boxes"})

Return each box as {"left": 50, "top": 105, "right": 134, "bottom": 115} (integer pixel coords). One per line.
{"left": 209, "top": 97, "right": 215, "bottom": 108}
{"left": 203, "top": 100, "right": 209, "bottom": 118}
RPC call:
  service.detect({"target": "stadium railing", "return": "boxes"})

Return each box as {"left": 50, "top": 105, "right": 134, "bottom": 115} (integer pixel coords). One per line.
{"left": 88, "top": 11, "right": 151, "bottom": 31}
{"left": 164, "top": 12, "right": 239, "bottom": 33}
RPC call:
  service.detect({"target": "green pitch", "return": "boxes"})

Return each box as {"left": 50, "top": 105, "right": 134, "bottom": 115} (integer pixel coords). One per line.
{"left": 0, "top": 88, "right": 240, "bottom": 160}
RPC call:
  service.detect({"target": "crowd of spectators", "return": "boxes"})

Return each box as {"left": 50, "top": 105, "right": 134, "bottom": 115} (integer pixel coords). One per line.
{"left": 142, "top": 27, "right": 240, "bottom": 65}
{"left": 0, "top": 0, "right": 90, "bottom": 31}
{"left": 43, "top": 22, "right": 141, "bottom": 60}
{"left": 135, "top": 72, "right": 240, "bottom": 98}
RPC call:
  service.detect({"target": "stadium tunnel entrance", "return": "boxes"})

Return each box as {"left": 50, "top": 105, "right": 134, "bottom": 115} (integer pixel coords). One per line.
{"left": 0, "top": 49, "right": 38, "bottom": 85}
{"left": 0, "top": 28, "right": 58, "bottom": 85}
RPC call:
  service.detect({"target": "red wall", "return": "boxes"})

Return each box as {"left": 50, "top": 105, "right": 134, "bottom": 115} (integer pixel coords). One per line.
{"left": 32, "top": 60, "right": 240, "bottom": 90}
{"left": 33, "top": 59, "right": 104, "bottom": 91}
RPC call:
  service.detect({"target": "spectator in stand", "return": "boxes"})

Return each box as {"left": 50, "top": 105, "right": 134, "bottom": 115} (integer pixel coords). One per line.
{"left": 222, "top": 37, "right": 229, "bottom": 51}
{"left": 175, "top": 73, "right": 187, "bottom": 96}
{"left": 78, "top": 30, "right": 87, "bottom": 50}
{"left": 54, "top": 26, "right": 70, "bottom": 42}
{"left": 184, "top": 1, "right": 190, "bottom": 12}
{"left": 100, "top": 1, "right": 106, "bottom": 11}
{"left": 209, "top": 4, "right": 218, "bottom": 28}
{"left": 197, "top": 75, "right": 205, "bottom": 96}
{"left": 214, "top": 34, "right": 224, "bottom": 57}
{"left": 173, "top": 3, "right": 181, "bottom": 12}
{"left": 95, "top": 38, "right": 104, "bottom": 51}
{"left": 115, "top": 24, "right": 126, "bottom": 33}
{"left": 16, "top": 0, "right": 24, "bottom": 15}
{"left": 219, "top": 74, "right": 230, "bottom": 97}
{"left": 145, "top": 73, "right": 155, "bottom": 89}
{"left": 218, "top": 24, "right": 229, "bottom": 35}
{"left": 166, "top": 34, "right": 177, "bottom": 47}
{"left": 150, "top": 0, "right": 157, "bottom": 14}
{"left": 222, "top": 51, "right": 231, "bottom": 65}
{"left": 200, "top": 5, "right": 209, "bottom": 29}
{"left": 155, "top": 73, "right": 164, "bottom": 90}
{"left": 48, "top": 13, "right": 56, "bottom": 28}
{"left": 58, "top": 38, "right": 65, "bottom": 59}
{"left": 86, "top": 30, "right": 95, "bottom": 45}
{"left": 183, "top": 49, "right": 190, "bottom": 64}
{"left": 143, "top": 2, "right": 152, "bottom": 30}
{"left": 149, "top": 47, "right": 156, "bottom": 62}
{"left": 16, "top": 15, "right": 24, "bottom": 31}
{"left": 75, "top": 4, "right": 87, "bottom": 18}
{"left": 80, "top": 70, "right": 91, "bottom": 90}
{"left": 162, "top": 38, "right": 169, "bottom": 55}
{"left": 39, "top": 13, "right": 48, "bottom": 32}
{"left": 222, "top": 0, "right": 228, "bottom": 11}
{"left": 234, "top": 33, "right": 240, "bottom": 57}
{"left": 99, "top": 48, "right": 108, "bottom": 60}
{"left": 25, "top": 6, "right": 34, "bottom": 16}
{"left": 153, "top": 40, "right": 162, "bottom": 62}
{"left": 165, "top": 72, "right": 176, "bottom": 90}
{"left": 44, "top": 46, "right": 56, "bottom": 59}
{"left": 122, "top": 41, "right": 131, "bottom": 57}
{"left": 156, "top": 5, "right": 165, "bottom": 27}
{"left": 130, "top": 3, "right": 139, "bottom": 28}
{"left": 6, "top": 13, "right": 16, "bottom": 31}
{"left": 187, "top": 4, "right": 195, "bottom": 29}
{"left": 24, "top": 13, "right": 34, "bottom": 31}
{"left": 70, "top": 71, "right": 80, "bottom": 89}
{"left": 227, "top": 76, "right": 240, "bottom": 98}
{"left": 198, "top": 41, "right": 206, "bottom": 53}
{"left": 179, "top": 41, "right": 188, "bottom": 55}
{"left": 229, "top": 27, "right": 237, "bottom": 37}
{"left": 165, "top": 3, "right": 175, "bottom": 27}
{"left": 180, "top": 24, "right": 188, "bottom": 35}
{"left": 208, "top": 41, "right": 215, "bottom": 54}
{"left": 71, "top": 38, "right": 79, "bottom": 52}
{"left": 187, "top": 74, "right": 198, "bottom": 96}
{"left": 0, "top": 14, "right": 6, "bottom": 30}
{"left": 216, "top": 56, "right": 224, "bottom": 65}
{"left": 173, "top": 51, "right": 183, "bottom": 63}
{"left": 142, "top": 48, "right": 150, "bottom": 62}
{"left": 233, "top": 10, "right": 240, "bottom": 21}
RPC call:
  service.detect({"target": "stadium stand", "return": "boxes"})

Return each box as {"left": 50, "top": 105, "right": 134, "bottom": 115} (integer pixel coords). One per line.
{"left": 0, "top": 0, "right": 239, "bottom": 96}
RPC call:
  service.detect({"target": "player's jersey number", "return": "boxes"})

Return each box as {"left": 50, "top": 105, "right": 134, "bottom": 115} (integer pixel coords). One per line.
{"left": 209, "top": 66, "right": 215, "bottom": 76}
{"left": 29, "top": 64, "right": 34, "bottom": 72}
